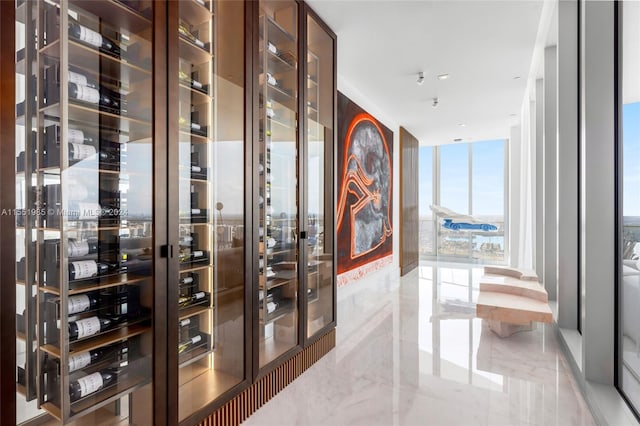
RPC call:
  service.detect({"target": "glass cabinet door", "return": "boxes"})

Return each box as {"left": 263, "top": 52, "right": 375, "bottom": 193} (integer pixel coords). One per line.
{"left": 258, "top": 0, "right": 299, "bottom": 367}
{"left": 304, "top": 13, "right": 335, "bottom": 339}
{"left": 16, "top": 0, "right": 156, "bottom": 423}
{"left": 174, "top": 0, "right": 246, "bottom": 421}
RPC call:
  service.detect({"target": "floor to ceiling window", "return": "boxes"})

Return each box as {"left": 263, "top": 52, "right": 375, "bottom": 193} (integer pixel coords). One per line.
{"left": 425, "top": 140, "right": 507, "bottom": 263}
{"left": 471, "top": 140, "right": 506, "bottom": 262}
{"left": 438, "top": 143, "right": 471, "bottom": 258}
{"left": 619, "top": 0, "right": 640, "bottom": 414}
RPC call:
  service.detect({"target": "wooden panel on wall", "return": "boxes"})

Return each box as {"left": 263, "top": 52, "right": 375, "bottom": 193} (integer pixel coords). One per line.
{"left": 400, "top": 127, "right": 419, "bottom": 276}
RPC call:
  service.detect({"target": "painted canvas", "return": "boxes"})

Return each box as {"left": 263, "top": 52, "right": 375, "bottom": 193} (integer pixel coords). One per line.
{"left": 337, "top": 92, "right": 393, "bottom": 275}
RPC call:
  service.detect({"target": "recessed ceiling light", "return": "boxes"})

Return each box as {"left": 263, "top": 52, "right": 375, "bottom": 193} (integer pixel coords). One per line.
{"left": 513, "top": 76, "right": 521, "bottom": 80}
{"left": 453, "top": 138, "right": 463, "bottom": 142}
{"left": 458, "top": 123, "right": 467, "bottom": 127}
{"left": 437, "top": 74, "right": 450, "bottom": 80}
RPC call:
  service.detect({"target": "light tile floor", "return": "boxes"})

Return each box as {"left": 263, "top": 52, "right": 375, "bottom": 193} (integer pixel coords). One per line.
{"left": 243, "top": 262, "right": 596, "bottom": 426}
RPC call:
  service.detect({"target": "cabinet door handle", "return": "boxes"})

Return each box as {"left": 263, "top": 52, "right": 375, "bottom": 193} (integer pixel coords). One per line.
{"left": 300, "top": 231, "right": 307, "bottom": 240}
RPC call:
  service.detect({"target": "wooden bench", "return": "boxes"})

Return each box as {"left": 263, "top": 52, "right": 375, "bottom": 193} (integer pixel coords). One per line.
{"left": 476, "top": 267, "right": 552, "bottom": 337}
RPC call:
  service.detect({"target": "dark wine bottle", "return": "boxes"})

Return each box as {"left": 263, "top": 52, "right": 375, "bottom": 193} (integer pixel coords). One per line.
{"left": 68, "top": 69, "right": 98, "bottom": 89}
{"left": 179, "top": 274, "right": 197, "bottom": 286}
{"left": 178, "top": 250, "right": 208, "bottom": 264}
{"left": 179, "top": 235, "right": 195, "bottom": 247}
{"left": 69, "top": 260, "right": 120, "bottom": 281}
{"left": 68, "top": 341, "right": 128, "bottom": 373}
{"left": 178, "top": 291, "right": 207, "bottom": 308}
{"left": 67, "top": 127, "right": 97, "bottom": 145}
{"left": 178, "top": 334, "right": 203, "bottom": 354}
{"left": 68, "top": 316, "right": 116, "bottom": 341}
{"left": 67, "top": 291, "right": 99, "bottom": 315}
{"left": 67, "top": 238, "right": 98, "bottom": 257}
{"left": 67, "top": 238, "right": 118, "bottom": 257}
{"left": 179, "top": 70, "right": 208, "bottom": 93}
{"left": 178, "top": 21, "right": 207, "bottom": 50}
{"left": 66, "top": 183, "right": 122, "bottom": 204}
{"left": 68, "top": 20, "right": 121, "bottom": 58}
{"left": 69, "top": 82, "right": 125, "bottom": 114}
{"left": 69, "top": 368, "right": 120, "bottom": 401}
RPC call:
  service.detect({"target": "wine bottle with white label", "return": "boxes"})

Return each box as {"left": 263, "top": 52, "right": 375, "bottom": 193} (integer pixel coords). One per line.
{"left": 67, "top": 238, "right": 119, "bottom": 258}
{"left": 67, "top": 292, "right": 99, "bottom": 315}
{"left": 68, "top": 19, "right": 121, "bottom": 59}
{"left": 179, "top": 69, "right": 208, "bottom": 94}
{"left": 69, "top": 82, "right": 125, "bottom": 115}
{"left": 178, "top": 291, "right": 208, "bottom": 308}
{"left": 68, "top": 316, "right": 116, "bottom": 341}
{"left": 178, "top": 334, "right": 203, "bottom": 354}
{"left": 68, "top": 260, "right": 120, "bottom": 281}
{"left": 178, "top": 250, "right": 209, "bottom": 264}
{"left": 69, "top": 367, "right": 120, "bottom": 401}
{"left": 178, "top": 21, "right": 209, "bottom": 51}
{"left": 68, "top": 341, "right": 129, "bottom": 373}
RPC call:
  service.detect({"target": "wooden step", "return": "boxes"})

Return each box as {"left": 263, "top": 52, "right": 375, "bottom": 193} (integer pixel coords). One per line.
{"left": 476, "top": 291, "right": 553, "bottom": 325}
{"left": 483, "top": 266, "right": 539, "bottom": 282}
{"left": 479, "top": 274, "right": 548, "bottom": 302}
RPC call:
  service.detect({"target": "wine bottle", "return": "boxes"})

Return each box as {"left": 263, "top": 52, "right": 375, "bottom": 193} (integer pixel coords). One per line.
{"left": 68, "top": 341, "right": 128, "bottom": 373}
{"left": 179, "top": 274, "right": 197, "bottom": 286}
{"left": 69, "top": 82, "right": 125, "bottom": 114}
{"left": 179, "top": 70, "right": 207, "bottom": 93}
{"left": 69, "top": 260, "right": 120, "bottom": 281}
{"left": 266, "top": 73, "right": 277, "bottom": 86}
{"left": 190, "top": 164, "right": 208, "bottom": 180}
{"left": 68, "top": 316, "right": 117, "bottom": 341}
{"left": 179, "top": 116, "right": 206, "bottom": 136}
{"left": 66, "top": 183, "right": 122, "bottom": 204}
{"left": 178, "top": 250, "right": 208, "bottom": 264}
{"left": 67, "top": 291, "right": 99, "bottom": 315}
{"left": 67, "top": 128, "right": 97, "bottom": 145}
{"left": 178, "top": 22, "right": 207, "bottom": 50}
{"left": 68, "top": 69, "right": 98, "bottom": 89}
{"left": 179, "top": 235, "right": 194, "bottom": 247}
{"left": 178, "top": 334, "right": 203, "bottom": 354}
{"left": 68, "top": 20, "right": 121, "bottom": 59}
{"left": 178, "top": 291, "right": 207, "bottom": 308}
{"left": 68, "top": 237, "right": 118, "bottom": 258}
{"left": 266, "top": 107, "right": 275, "bottom": 119}
{"left": 69, "top": 368, "right": 120, "bottom": 401}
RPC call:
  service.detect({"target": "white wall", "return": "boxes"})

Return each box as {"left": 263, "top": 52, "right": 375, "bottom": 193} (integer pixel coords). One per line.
{"left": 337, "top": 74, "right": 402, "bottom": 279}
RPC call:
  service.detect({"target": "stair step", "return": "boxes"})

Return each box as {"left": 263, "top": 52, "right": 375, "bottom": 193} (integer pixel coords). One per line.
{"left": 476, "top": 291, "right": 553, "bottom": 325}
{"left": 480, "top": 274, "right": 548, "bottom": 302}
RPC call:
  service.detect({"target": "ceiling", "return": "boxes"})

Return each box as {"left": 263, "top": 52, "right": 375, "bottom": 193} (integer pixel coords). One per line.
{"left": 306, "top": 0, "right": 544, "bottom": 146}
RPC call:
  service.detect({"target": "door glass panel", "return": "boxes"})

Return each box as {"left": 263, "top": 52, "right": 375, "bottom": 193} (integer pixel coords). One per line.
{"left": 176, "top": 0, "right": 246, "bottom": 421}
{"left": 17, "top": 0, "right": 156, "bottom": 423}
{"left": 306, "top": 14, "right": 334, "bottom": 338}
{"left": 258, "top": 0, "right": 299, "bottom": 367}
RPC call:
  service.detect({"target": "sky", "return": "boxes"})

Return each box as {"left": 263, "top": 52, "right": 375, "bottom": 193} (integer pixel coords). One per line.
{"left": 419, "top": 139, "right": 505, "bottom": 218}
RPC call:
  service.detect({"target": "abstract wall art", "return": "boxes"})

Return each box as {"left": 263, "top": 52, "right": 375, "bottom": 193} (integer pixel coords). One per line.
{"left": 337, "top": 92, "right": 393, "bottom": 276}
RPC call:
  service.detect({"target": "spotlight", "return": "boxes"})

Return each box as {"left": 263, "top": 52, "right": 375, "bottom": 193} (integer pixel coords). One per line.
{"left": 432, "top": 97, "right": 439, "bottom": 108}
{"left": 417, "top": 72, "right": 425, "bottom": 85}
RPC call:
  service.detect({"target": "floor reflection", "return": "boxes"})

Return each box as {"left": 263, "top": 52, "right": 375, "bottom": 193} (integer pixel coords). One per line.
{"left": 243, "top": 262, "right": 595, "bottom": 426}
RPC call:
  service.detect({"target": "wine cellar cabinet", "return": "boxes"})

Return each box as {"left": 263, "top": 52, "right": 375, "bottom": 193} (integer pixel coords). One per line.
{"left": 8, "top": 0, "right": 335, "bottom": 424}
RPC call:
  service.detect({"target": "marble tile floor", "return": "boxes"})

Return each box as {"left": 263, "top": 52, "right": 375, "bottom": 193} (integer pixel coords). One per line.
{"left": 243, "top": 262, "right": 596, "bottom": 426}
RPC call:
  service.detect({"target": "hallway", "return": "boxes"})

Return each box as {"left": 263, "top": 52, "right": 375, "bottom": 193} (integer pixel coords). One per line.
{"left": 244, "top": 263, "right": 596, "bottom": 426}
